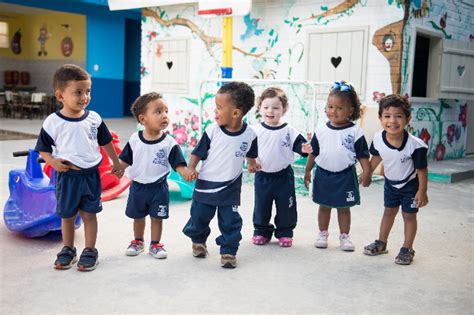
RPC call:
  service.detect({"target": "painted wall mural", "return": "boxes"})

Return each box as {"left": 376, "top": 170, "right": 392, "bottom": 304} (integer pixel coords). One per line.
{"left": 37, "top": 24, "right": 51, "bottom": 57}
{"left": 141, "top": 0, "right": 471, "bottom": 164}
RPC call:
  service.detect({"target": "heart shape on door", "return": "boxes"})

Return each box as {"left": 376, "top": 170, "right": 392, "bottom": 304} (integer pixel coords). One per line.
{"left": 331, "top": 56, "right": 342, "bottom": 68}
{"left": 166, "top": 61, "right": 173, "bottom": 70}
{"left": 457, "top": 65, "right": 465, "bottom": 77}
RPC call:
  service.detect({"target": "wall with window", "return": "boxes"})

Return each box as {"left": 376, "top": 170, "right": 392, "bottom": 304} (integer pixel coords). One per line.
{"left": 140, "top": 0, "right": 472, "bottom": 160}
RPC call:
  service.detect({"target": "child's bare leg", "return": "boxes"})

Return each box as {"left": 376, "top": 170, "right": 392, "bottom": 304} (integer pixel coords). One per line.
{"left": 79, "top": 210, "right": 97, "bottom": 249}
{"left": 318, "top": 206, "right": 331, "bottom": 231}
{"left": 337, "top": 208, "right": 351, "bottom": 234}
{"left": 151, "top": 218, "right": 163, "bottom": 242}
{"left": 379, "top": 207, "right": 399, "bottom": 242}
{"left": 401, "top": 212, "right": 417, "bottom": 248}
{"left": 133, "top": 218, "right": 146, "bottom": 239}
{"left": 61, "top": 216, "right": 77, "bottom": 247}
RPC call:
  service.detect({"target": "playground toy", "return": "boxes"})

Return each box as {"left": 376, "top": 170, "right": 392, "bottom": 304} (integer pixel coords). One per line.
{"left": 3, "top": 150, "right": 81, "bottom": 238}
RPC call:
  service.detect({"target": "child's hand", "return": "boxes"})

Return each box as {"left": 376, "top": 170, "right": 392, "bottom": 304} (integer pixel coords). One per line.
{"left": 187, "top": 167, "right": 199, "bottom": 181}
{"left": 111, "top": 161, "right": 124, "bottom": 178}
{"left": 301, "top": 143, "right": 313, "bottom": 154}
{"left": 304, "top": 171, "right": 312, "bottom": 189}
{"left": 247, "top": 161, "right": 261, "bottom": 173}
{"left": 359, "top": 171, "right": 372, "bottom": 187}
{"left": 415, "top": 190, "right": 429, "bottom": 208}
{"left": 51, "top": 158, "right": 71, "bottom": 172}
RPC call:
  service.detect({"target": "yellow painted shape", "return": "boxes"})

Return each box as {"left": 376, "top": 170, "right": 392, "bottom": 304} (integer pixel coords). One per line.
{"left": 222, "top": 16, "right": 232, "bottom": 68}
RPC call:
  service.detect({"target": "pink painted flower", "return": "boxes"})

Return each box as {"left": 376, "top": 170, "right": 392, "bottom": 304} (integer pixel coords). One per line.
{"left": 155, "top": 42, "right": 163, "bottom": 58}
{"left": 459, "top": 103, "right": 467, "bottom": 128}
{"left": 420, "top": 128, "right": 431, "bottom": 145}
{"left": 447, "top": 124, "right": 456, "bottom": 145}
{"left": 172, "top": 125, "right": 187, "bottom": 145}
{"left": 191, "top": 115, "right": 199, "bottom": 130}
{"left": 184, "top": 118, "right": 190, "bottom": 125}
{"left": 190, "top": 137, "right": 197, "bottom": 147}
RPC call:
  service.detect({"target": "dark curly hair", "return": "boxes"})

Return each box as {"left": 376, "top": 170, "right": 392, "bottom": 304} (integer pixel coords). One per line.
{"left": 256, "top": 87, "right": 288, "bottom": 112}
{"left": 130, "top": 92, "right": 163, "bottom": 123}
{"left": 328, "top": 81, "right": 362, "bottom": 121}
{"left": 53, "top": 64, "right": 90, "bottom": 91}
{"left": 378, "top": 94, "right": 411, "bottom": 118}
{"left": 217, "top": 81, "right": 255, "bottom": 115}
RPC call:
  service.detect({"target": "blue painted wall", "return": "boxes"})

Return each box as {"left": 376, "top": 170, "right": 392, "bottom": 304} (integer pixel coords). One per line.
{"left": 3, "top": 0, "right": 140, "bottom": 118}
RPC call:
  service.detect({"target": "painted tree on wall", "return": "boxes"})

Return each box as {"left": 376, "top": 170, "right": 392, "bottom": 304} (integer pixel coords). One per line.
{"left": 372, "top": 0, "right": 410, "bottom": 94}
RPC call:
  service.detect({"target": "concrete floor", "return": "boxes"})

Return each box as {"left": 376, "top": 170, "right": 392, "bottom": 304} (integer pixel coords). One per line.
{"left": 0, "top": 118, "right": 473, "bottom": 314}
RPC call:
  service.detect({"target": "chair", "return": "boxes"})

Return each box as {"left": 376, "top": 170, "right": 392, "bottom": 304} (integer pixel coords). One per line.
{"left": 23, "top": 92, "right": 46, "bottom": 119}
{"left": 5, "top": 91, "right": 24, "bottom": 118}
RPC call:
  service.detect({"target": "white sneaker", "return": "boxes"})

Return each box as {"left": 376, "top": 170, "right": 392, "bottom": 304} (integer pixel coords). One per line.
{"left": 339, "top": 233, "right": 355, "bottom": 251}
{"left": 125, "top": 240, "right": 144, "bottom": 256}
{"left": 149, "top": 243, "right": 167, "bottom": 259}
{"left": 314, "top": 231, "right": 329, "bottom": 248}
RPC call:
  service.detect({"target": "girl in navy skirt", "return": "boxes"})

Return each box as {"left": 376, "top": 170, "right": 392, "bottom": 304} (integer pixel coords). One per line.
{"left": 304, "top": 81, "right": 371, "bottom": 251}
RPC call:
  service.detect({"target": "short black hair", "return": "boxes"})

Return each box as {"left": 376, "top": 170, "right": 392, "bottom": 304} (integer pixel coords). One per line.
{"left": 378, "top": 94, "right": 411, "bottom": 118}
{"left": 217, "top": 81, "right": 255, "bottom": 115}
{"left": 130, "top": 92, "right": 163, "bottom": 123}
{"left": 53, "top": 64, "right": 90, "bottom": 91}
{"left": 257, "top": 87, "right": 288, "bottom": 112}
{"left": 328, "top": 81, "right": 362, "bottom": 121}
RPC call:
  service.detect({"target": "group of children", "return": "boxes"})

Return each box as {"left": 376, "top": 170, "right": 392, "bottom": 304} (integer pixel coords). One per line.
{"left": 35, "top": 64, "right": 428, "bottom": 271}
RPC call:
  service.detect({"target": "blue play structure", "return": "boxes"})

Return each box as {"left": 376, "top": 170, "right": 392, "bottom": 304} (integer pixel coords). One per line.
{"left": 3, "top": 150, "right": 81, "bottom": 238}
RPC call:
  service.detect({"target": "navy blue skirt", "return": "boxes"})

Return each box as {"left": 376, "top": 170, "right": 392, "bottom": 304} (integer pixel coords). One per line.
{"left": 312, "top": 165, "right": 360, "bottom": 208}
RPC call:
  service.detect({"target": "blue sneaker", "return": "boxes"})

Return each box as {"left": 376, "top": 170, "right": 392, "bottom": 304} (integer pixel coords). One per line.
{"left": 77, "top": 248, "right": 99, "bottom": 271}
{"left": 54, "top": 246, "right": 77, "bottom": 270}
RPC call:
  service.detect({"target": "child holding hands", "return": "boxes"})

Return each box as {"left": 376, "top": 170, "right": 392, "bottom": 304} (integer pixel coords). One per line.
{"left": 364, "top": 94, "right": 428, "bottom": 265}
{"left": 304, "top": 81, "right": 371, "bottom": 251}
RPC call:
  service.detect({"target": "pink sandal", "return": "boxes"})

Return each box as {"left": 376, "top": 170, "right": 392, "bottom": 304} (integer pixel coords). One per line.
{"left": 278, "top": 237, "right": 293, "bottom": 247}
{"left": 252, "top": 235, "right": 270, "bottom": 245}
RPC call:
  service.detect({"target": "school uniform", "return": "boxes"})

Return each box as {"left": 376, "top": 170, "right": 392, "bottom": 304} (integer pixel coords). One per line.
{"left": 119, "top": 131, "right": 186, "bottom": 219}
{"left": 252, "top": 122, "right": 308, "bottom": 239}
{"left": 182, "top": 123, "right": 258, "bottom": 255}
{"left": 370, "top": 130, "right": 428, "bottom": 213}
{"left": 35, "top": 110, "right": 113, "bottom": 218}
{"left": 310, "top": 122, "right": 369, "bottom": 208}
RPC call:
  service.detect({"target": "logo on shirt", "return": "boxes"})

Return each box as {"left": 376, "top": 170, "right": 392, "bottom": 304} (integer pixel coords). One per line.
{"left": 342, "top": 134, "right": 354, "bottom": 151}
{"left": 153, "top": 149, "right": 167, "bottom": 166}
{"left": 400, "top": 154, "right": 412, "bottom": 164}
{"left": 346, "top": 191, "right": 355, "bottom": 202}
{"left": 235, "top": 142, "right": 249, "bottom": 157}
{"left": 88, "top": 123, "right": 98, "bottom": 140}
{"left": 232, "top": 205, "right": 239, "bottom": 212}
{"left": 281, "top": 132, "right": 291, "bottom": 148}
{"left": 157, "top": 205, "right": 168, "bottom": 217}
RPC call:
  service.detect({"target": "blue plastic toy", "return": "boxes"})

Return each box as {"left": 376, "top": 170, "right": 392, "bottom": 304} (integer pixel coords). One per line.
{"left": 3, "top": 150, "right": 81, "bottom": 238}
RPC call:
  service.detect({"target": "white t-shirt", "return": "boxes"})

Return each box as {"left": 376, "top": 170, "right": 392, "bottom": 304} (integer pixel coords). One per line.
{"left": 119, "top": 131, "right": 186, "bottom": 184}
{"left": 254, "top": 122, "right": 308, "bottom": 173}
{"left": 311, "top": 122, "right": 369, "bottom": 172}
{"left": 370, "top": 130, "right": 428, "bottom": 188}
{"left": 192, "top": 123, "right": 258, "bottom": 205}
{"left": 35, "top": 110, "right": 112, "bottom": 169}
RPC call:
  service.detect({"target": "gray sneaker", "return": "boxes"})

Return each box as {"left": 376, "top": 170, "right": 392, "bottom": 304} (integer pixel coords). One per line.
{"left": 221, "top": 254, "right": 237, "bottom": 269}
{"left": 149, "top": 243, "right": 167, "bottom": 259}
{"left": 126, "top": 240, "right": 145, "bottom": 256}
{"left": 192, "top": 243, "right": 208, "bottom": 258}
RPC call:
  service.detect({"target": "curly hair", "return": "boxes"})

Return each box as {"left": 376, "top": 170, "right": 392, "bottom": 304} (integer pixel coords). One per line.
{"left": 378, "top": 94, "right": 411, "bottom": 118}
{"left": 256, "top": 87, "right": 288, "bottom": 112}
{"left": 217, "top": 81, "right": 255, "bottom": 115}
{"left": 130, "top": 92, "right": 163, "bottom": 123}
{"left": 53, "top": 64, "right": 90, "bottom": 91}
{"left": 328, "top": 81, "right": 362, "bottom": 121}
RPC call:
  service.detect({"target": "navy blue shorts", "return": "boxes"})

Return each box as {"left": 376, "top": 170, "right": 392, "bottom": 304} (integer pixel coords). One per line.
{"left": 125, "top": 179, "right": 169, "bottom": 219}
{"left": 312, "top": 165, "right": 360, "bottom": 208}
{"left": 384, "top": 177, "right": 419, "bottom": 213}
{"left": 55, "top": 167, "right": 102, "bottom": 219}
